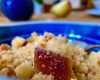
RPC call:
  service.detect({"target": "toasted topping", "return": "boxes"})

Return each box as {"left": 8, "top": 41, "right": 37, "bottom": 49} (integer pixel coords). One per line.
{"left": 7, "top": 65, "right": 15, "bottom": 76}
{"left": 0, "top": 44, "right": 11, "bottom": 51}
{"left": 22, "top": 40, "right": 28, "bottom": 46}
{"left": 0, "top": 65, "right": 15, "bottom": 77}
{"left": 38, "top": 43, "right": 46, "bottom": 48}
{"left": 32, "top": 72, "right": 54, "bottom": 80}
{"left": 31, "top": 32, "right": 38, "bottom": 37}
{"left": 34, "top": 46, "right": 75, "bottom": 80}
{"left": 44, "top": 32, "right": 54, "bottom": 41}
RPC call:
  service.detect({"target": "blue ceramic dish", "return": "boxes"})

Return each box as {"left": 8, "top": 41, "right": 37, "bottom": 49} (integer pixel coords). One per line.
{"left": 0, "top": 21, "right": 100, "bottom": 79}
{"left": 1, "top": 0, "right": 33, "bottom": 21}
{"left": 0, "top": 21, "right": 100, "bottom": 45}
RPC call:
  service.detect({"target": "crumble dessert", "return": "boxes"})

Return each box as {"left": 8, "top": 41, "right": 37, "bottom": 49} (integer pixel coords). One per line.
{"left": 0, "top": 32, "right": 100, "bottom": 80}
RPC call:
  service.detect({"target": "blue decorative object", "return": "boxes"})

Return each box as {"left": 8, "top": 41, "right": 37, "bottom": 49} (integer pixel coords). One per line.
{"left": 54, "top": 0, "right": 61, "bottom": 4}
{"left": 1, "top": 0, "right": 33, "bottom": 21}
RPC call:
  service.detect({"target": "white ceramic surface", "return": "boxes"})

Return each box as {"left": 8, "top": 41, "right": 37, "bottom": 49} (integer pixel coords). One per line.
{"left": 93, "top": 0, "right": 100, "bottom": 9}
{"left": 70, "top": 0, "right": 81, "bottom": 9}
{"left": 85, "top": 9, "right": 100, "bottom": 16}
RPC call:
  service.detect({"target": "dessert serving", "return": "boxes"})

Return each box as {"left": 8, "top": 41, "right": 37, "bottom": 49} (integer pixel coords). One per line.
{"left": 0, "top": 32, "right": 100, "bottom": 80}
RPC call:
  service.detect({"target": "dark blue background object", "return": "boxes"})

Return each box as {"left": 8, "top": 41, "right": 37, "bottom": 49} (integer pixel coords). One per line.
{"left": 54, "top": 0, "right": 61, "bottom": 4}
{"left": 1, "top": 0, "right": 33, "bottom": 21}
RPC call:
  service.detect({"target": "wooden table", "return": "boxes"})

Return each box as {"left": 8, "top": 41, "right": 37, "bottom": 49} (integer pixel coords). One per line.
{"left": 0, "top": 11, "right": 100, "bottom": 24}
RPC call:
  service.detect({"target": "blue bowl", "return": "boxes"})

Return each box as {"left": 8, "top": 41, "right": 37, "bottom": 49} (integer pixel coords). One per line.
{"left": 0, "top": 21, "right": 100, "bottom": 45}
{"left": 1, "top": 0, "right": 33, "bottom": 21}
{"left": 0, "top": 21, "right": 100, "bottom": 79}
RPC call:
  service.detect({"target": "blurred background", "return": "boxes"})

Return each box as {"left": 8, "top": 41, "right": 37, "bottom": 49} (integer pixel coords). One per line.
{"left": 0, "top": 0, "right": 100, "bottom": 24}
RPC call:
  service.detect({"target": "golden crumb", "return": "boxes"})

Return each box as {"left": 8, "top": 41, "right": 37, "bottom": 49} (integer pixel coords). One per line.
{"left": 11, "top": 37, "right": 25, "bottom": 48}
{"left": 32, "top": 72, "right": 54, "bottom": 80}
{"left": 0, "top": 68, "right": 8, "bottom": 76}
{"left": 0, "top": 44, "right": 11, "bottom": 51}
{"left": 31, "top": 32, "right": 38, "bottom": 37}
{"left": 44, "top": 32, "right": 54, "bottom": 41}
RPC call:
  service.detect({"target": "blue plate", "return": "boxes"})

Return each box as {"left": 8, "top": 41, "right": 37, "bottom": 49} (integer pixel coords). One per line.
{"left": 0, "top": 21, "right": 100, "bottom": 45}
{"left": 85, "top": 9, "right": 100, "bottom": 16}
{"left": 0, "top": 21, "right": 100, "bottom": 79}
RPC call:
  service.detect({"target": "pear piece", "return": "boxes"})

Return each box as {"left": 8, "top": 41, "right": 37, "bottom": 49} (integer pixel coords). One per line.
{"left": 50, "top": 0, "right": 71, "bottom": 17}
